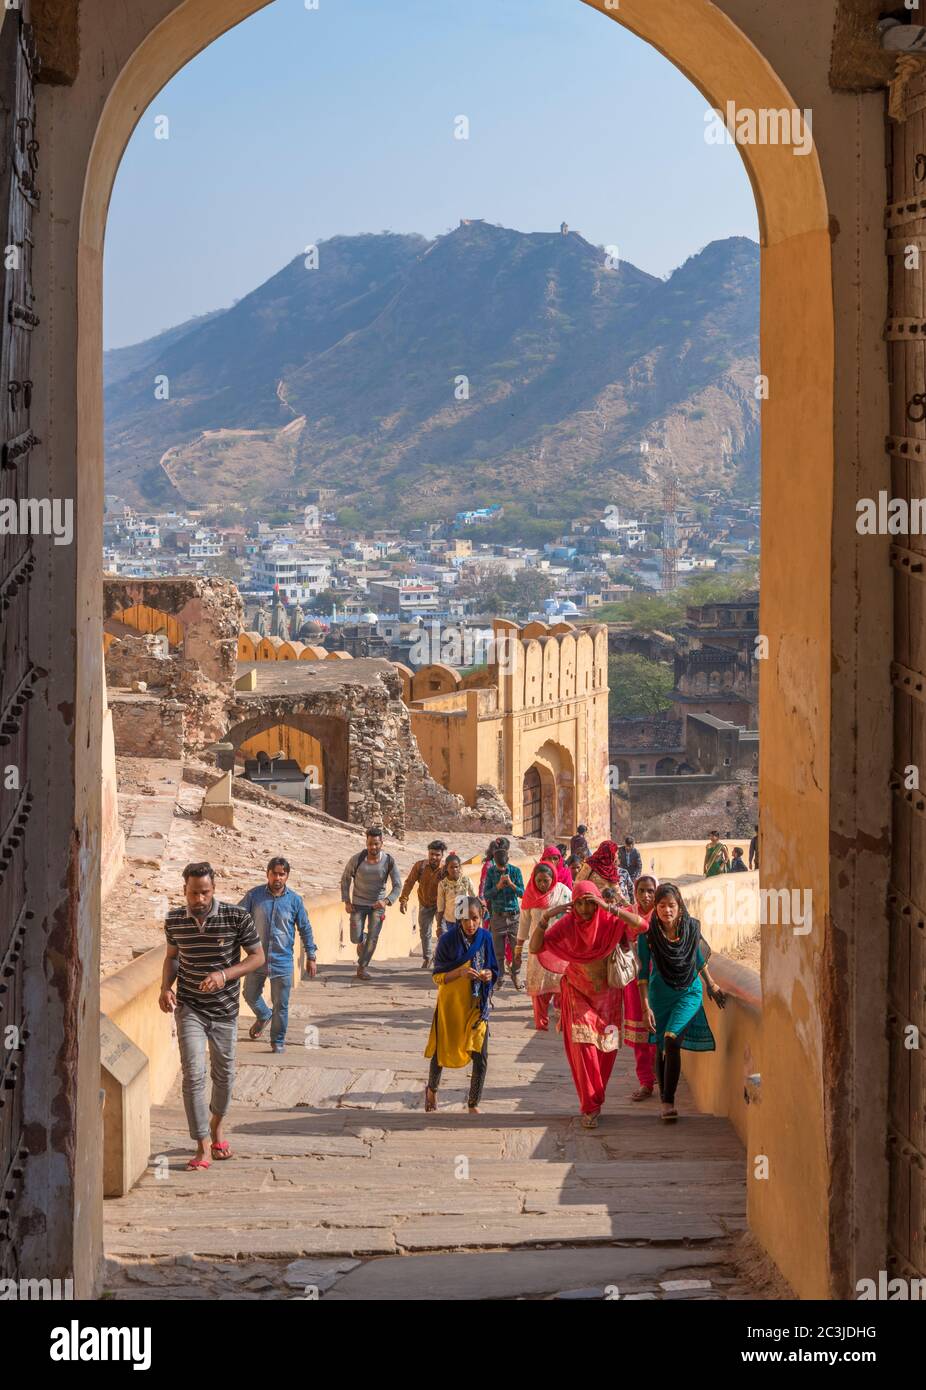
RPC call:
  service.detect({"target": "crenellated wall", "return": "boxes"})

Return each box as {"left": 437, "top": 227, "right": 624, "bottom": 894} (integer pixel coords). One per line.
{"left": 407, "top": 619, "right": 610, "bottom": 842}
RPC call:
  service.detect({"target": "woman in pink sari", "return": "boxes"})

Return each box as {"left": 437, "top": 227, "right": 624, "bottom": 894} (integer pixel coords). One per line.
{"left": 623, "top": 874, "right": 658, "bottom": 1101}
{"left": 529, "top": 880, "right": 647, "bottom": 1128}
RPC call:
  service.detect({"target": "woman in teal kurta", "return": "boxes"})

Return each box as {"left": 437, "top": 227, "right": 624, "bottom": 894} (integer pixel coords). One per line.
{"left": 637, "top": 883, "right": 726, "bottom": 1122}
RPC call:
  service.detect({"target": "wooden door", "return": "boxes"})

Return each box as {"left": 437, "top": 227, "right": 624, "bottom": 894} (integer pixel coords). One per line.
{"left": 886, "top": 69, "right": 926, "bottom": 1281}
{"left": 522, "top": 765, "right": 542, "bottom": 838}
{"left": 0, "top": 5, "right": 39, "bottom": 1283}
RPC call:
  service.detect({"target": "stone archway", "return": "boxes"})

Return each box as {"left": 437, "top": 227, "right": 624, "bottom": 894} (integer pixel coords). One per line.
{"left": 224, "top": 710, "right": 349, "bottom": 822}
{"left": 234, "top": 721, "right": 328, "bottom": 811}
{"left": 27, "top": 0, "right": 892, "bottom": 1304}
{"left": 528, "top": 740, "right": 576, "bottom": 842}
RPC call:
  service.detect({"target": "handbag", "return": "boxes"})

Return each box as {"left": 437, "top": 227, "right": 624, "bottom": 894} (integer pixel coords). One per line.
{"left": 608, "top": 932, "right": 637, "bottom": 990}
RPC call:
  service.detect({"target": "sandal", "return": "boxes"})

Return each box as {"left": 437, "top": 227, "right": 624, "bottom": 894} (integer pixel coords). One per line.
{"left": 248, "top": 1017, "right": 269, "bottom": 1040}
{"left": 631, "top": 1086, "right": 654, "bottom": 1102}
{"left": 660, "top": 1108, "right": 679, "bottom": 1123}
{"left": 424, "top": 1085, "right": 437, "bottom": 1112}
{"left": 580, "top": 1111, "right": 600, "bottom": 1129}
{"left": 186, "top": 1156, "right": 211, "bottom": 1171}
{"left": 210, "top": 1141, "right": 233, "bottom": 1160}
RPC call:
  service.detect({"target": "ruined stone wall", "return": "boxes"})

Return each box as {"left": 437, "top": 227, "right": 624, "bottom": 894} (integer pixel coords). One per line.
{"left": 109, "top": 694, "right": 184, "bottom": 760}
{"left": 105, "top": 632, "right": 229, "bottom": 755}
{"left": 103, "top": 575, "right": 242, "bottom": 687}
{"left": 618, "top": 775, "right": 758, "bottom": 843}
{"left": 104, "top": 632, "right": 174, "bottom": 689}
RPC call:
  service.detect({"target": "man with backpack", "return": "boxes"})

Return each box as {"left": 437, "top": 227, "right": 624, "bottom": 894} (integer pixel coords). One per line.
{"left": 340, "top": 827, "right": 402, "bottom": 980}
{"left": 399, "top": 839, "right": 448, "bottom": 969}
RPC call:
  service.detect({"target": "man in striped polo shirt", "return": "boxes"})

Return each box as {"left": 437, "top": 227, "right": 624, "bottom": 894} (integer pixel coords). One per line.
{"left": 159, "top": 862, "right": 265, "bottom": 1170}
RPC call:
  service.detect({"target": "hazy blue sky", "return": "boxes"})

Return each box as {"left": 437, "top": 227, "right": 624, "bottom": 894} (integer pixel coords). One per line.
{"left": 104, "top": 0, "right": 758, "bottom": 350}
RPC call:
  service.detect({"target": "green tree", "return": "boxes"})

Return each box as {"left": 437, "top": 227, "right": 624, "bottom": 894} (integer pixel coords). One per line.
{"left": 607, "top": 653, "right": 674, "bottom": 718}
{"left": 597, "top": 564, "right": 758, "bottom": 628}
{"left": 313, "top": 589, "right": 341, "bottom": 615}
{"left": 457, "top": 565, "right": 556, "bottom": 617}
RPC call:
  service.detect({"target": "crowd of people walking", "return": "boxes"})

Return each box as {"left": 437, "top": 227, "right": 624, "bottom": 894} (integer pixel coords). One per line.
{"left": 405, "top": 832, "right": 728, "bottom": 1126}
{"left": 159, "top": 828, "right": 730, "bottom": 1167}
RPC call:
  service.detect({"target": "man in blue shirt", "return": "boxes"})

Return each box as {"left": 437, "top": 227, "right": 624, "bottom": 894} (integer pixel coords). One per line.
{"left": 483, "top": 843, "right": 525, "bottom": 991}
{"left": 240, "top": 857, "right": 317, "bottom": 1053}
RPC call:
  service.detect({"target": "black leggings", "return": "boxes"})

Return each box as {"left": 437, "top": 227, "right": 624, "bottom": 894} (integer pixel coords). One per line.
{"left": 656, "top": 1035, "right": 682, "bottom": 1105}
{"left": 428, "top": 1031, "right": 489, "bottom": 1108}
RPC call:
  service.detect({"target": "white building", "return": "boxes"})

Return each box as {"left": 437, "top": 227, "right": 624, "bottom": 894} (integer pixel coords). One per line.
{"left": 188, "top": 530, "right": 222, "bottom": 559}
{"left": 602, "top": 507, "right": 647, "bottom": 550}
{"left": 251, "top": 549, "right": 331, "bottom": 602}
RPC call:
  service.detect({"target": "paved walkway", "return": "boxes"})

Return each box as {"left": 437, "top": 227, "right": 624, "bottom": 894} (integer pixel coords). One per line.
{"left": 103, "top": 956, "right": 759, "bottom": 1301}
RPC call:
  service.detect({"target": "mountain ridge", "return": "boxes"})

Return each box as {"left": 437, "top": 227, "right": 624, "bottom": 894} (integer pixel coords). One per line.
{"left": 104, "top": 225, "right": 760, "bottom": 517}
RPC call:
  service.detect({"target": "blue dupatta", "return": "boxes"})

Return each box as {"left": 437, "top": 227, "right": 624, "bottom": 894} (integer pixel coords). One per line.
{"left": 432, "top": 924, "right": 499, "bottom": 1023}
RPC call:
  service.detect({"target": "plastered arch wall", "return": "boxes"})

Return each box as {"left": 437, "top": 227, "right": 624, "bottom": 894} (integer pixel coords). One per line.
{"left": 411, "top": 663, "right": 461, "bottom": 700}
{"left": 541, "top": 637, "right": 559, "bottom": 705}
{"left": 560, "top": 634, "right": 577, "bottom": 701}
{"left": 523, "top": 640, "right": 543, "bottom": 709}
{"left": 64, "top": 0, "right": 851, "bottom": 1301}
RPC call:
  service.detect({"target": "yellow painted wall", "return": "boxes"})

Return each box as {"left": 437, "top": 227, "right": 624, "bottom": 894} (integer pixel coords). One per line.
{"left": 238, "top": 725, "right": 325, "bottom": 784}
{"left": 111, "top": 603, "right": 183, "bottom": 648}
{"left": 70, "top": 0, "right": 875, "bottom": 1304}
{"left": 408, "top": 621, "right": 610, "bottom": 842}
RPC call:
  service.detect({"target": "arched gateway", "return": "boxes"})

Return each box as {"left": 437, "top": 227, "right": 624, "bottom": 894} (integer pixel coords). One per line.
{"left": 7, "top": 0, "right": 897, "bottom": 1302}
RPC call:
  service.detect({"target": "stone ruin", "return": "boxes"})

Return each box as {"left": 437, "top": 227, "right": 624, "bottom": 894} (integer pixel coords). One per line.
{"left": 103, "top": 575, "right": 511, "bottom": 838}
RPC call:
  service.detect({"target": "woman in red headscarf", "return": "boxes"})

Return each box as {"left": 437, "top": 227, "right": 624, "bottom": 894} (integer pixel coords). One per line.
{"left": 529, "top": 880, "right": 647, "bottom": 1127}
{"left": 623, "top": 874, "right": 658, "bottom": 1100}
{"left": 576, "top": 840, "right": 634, "bottom": 905}
{"left": 540, "top": 845, "right": 573, "bottom": 888}
{"left": 515, "top": 860, "right": 572, "bottom": 1029}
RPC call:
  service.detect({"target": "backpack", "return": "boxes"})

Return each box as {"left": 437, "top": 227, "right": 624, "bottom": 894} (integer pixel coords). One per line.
{"left": 349, "top": 849, "right": 395, "bottom": 882}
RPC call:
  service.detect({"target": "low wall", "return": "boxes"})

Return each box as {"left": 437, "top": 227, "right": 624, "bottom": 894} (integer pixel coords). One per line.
{"left": 683, "top": 955, "right": 762, "bottom": 1151}
{"left": 100, "top": 948, "right": 178, "bottom": 1107}
{"left": 682, "top": 870, "right": 760, "bottom": 955}
{"left": 110, "top": 691, "right": 184, "bottom": 758}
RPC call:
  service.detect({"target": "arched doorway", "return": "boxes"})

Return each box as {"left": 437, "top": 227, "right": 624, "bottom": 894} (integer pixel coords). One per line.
{"left": 524, "top": 741, "right": 576, "bottom": 842}
{"left": 522, "top": 765, "right": 543, "bottom": 838}
{"left": 35, "top": 0, "right": 882, "bottom": 1305}
{"left": 224, "top": 710, "right": 348, "bottom": 821}
{"left": 235, "top": 723, "right": 327, "bottom": 810}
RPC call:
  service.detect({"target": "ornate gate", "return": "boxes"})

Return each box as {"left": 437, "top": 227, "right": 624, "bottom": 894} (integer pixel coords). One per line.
{"left": 0, "top": 5, "right": 39, "bottom": 1283}
{"left": 886, "top": 68, "right": 926, "bottom": 1281}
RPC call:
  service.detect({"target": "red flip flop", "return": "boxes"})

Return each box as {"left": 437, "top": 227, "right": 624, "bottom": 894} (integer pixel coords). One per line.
{"left": 210, "top": 1141, "right": 233, "bottom": 1161}
{"left": 186, "top": 1157, "right": 211, "bottom": 1171}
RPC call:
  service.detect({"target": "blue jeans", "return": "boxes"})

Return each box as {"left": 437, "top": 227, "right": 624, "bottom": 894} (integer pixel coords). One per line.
{"left": 350, "top": 905, "right": 385, "bottom": 967}
{"left": 243, "top": 969, "right": 292, "bottom": 1049}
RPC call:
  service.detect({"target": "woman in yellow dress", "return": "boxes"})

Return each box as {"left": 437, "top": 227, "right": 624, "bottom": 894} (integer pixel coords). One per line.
{"left": 424, "top": 894, "right": 499, "bottom": 1114}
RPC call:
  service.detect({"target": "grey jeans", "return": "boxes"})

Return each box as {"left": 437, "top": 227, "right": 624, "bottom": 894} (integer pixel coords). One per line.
{"left": 176, "top": 1004, "right": 237, "bottom": 1140}
{"left": 489, "top": 911, "right": 520, "bottom": 983}
{"left": 418, "top": 904, "right": 438, "bottom": 961}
